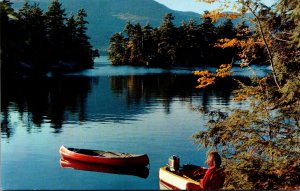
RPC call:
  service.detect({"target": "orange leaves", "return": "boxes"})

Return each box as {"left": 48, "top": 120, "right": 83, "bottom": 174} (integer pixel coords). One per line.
{"left": 203, "top": 10, "right": 242, "bottom": 22}
{"left": 214, "top": 38, "right": 239, "bottom": 49}
{"left": 216, "top": 64, "right": 233, "bottom": 77}
{"left": 214, "top": 37, "right": 265, "bottom": 49}
{"left": 193, "top": 70, "right": 216, "bottom": 88}
{"left": 214, "top": 37, "right": 267, "bottom": 63}
{"left": 193, "top": 64, "right": 232, "bottom": 89}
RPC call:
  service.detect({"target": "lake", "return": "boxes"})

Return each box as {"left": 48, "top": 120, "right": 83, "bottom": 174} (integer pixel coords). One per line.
{"left": 1, "top": 57, "right": 260, "bottom": 190}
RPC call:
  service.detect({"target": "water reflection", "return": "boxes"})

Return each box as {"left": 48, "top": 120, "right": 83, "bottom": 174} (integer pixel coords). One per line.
{"left": 1, "top": 76, "right": 96, "bottom": 136}
{"left": 1, "top": 74, "right": 242, "bottom": 140}
{"left": 60, "top": 158, "right": 149, "bottom": 179}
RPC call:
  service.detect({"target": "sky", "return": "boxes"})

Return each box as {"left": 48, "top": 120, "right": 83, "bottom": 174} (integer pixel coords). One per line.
{"left": 153, "top": 0, "right": 276, "bottom": 14}
{"left": 153, "top": 0, "right": 221, "bottom": 14}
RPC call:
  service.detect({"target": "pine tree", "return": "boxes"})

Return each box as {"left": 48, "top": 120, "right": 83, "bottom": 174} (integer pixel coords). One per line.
{"left": 1, "top": 0, "right": 19, "bottom": 75}
{"left": 108, "top": 33, "right": 126, "bottom": 65}
{"left": 18, "top": 2, "right": 49, "bottom": 73}
{"left": 44, "top": 0, "right": 67, "bottom": 63}
{"left": 178, "top": 19, "right": 202, "bottom": 66}
{"left": 74, "top": 8, "right": 97, "bottom": 69}
{"left": 157, "top": 13, "right": 178, "bottom": 67}
{"left": 141, "top": 23, "right": 156, "bottom": 65}
{"left": 198, "top": 11, "right": 217, "bottom": 64}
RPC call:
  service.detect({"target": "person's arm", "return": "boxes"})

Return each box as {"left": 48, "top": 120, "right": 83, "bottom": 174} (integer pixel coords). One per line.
{"left": 200, "top": 168, "right": 213, "bottom": 189}
{"left": 193, "top": 167, "right": 207, "bottom": 176}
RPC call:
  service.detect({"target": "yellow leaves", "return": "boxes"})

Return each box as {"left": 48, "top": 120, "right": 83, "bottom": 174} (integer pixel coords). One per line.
{"left": 193, "top": 70, "right": 213, "bottom": 76}
{"left": 214, "top": 37, "right": 265, "bottom": 49}
{"left": 214, "top": 37, "right": 267, "bottom": 63}
{"left": 193, "top": 64, "right": 232, "bottom": 89}
{"left": 193, "top": 70, "right": 216, "bottom": 88}
{"left": 203, "top": 10, "right": 242, "bottom": 22}
{"left": 216, "top": 64, "right": 233, "bottom": 77}
{"left": 214, "top": 38, "right": 239, "bottom": 49}
{"left": 195, "top": 77, "right": 216, "bottom": 88}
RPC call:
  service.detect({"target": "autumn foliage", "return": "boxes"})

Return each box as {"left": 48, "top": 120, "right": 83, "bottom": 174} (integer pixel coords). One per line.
{"left": 193, "top": 64, "right": 232, "bottom": 88}
{"left": 193, "top": 0, "right": 300, "bottom": 189}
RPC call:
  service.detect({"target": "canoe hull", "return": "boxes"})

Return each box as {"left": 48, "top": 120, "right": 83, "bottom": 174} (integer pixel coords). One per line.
{"left": 59, "top": 145, "right": 149, "bottom": 166}
{"left": 159, "top": 165, "right": 200, "bottom": 190}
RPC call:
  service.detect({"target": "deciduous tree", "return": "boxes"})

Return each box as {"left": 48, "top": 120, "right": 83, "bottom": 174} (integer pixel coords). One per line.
{"left": 193, "top": 0, "right": 300, "bottom": 189}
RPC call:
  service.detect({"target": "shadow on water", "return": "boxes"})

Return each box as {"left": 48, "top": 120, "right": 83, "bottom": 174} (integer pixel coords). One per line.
{"left": 1, "top": 73, "right": 248, "bottom": 140}
{"left": 1, "top": 76, "right": 96, "bottom": 136}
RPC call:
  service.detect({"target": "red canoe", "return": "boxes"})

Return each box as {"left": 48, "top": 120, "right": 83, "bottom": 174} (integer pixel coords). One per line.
{"left": 59, "top": 145, "right": 149, "bottom": 166}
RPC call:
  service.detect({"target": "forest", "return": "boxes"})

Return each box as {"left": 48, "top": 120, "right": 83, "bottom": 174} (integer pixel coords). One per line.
{"left": 108, "top": 12, "right": 266, "bottom": 68}
{"left": 1, "top": 0, "right": 99, "bottom": 77}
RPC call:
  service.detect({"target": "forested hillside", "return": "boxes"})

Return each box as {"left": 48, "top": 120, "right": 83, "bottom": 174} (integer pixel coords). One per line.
{"left": 11, "top": 0, "right": 246, "bottom": 52}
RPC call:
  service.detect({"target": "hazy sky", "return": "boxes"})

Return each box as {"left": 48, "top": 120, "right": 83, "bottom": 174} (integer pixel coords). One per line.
{"left": 153, "top": 0, "right": 276, "bottom": 14}
{"left": 153, "top": 0, "right": 221, "bottom": 14}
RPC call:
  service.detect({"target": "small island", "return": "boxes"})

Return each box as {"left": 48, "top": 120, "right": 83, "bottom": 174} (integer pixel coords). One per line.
{"left": 108, "top": 12, "right": 265, "bottom": 68}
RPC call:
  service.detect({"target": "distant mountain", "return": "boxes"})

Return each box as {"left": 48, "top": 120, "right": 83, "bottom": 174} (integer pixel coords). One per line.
{"left": 11, "top": 0, "right": 250, "bottom": 53}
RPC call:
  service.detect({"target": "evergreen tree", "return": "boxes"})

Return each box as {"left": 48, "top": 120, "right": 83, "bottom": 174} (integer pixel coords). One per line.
{"left": 108, "top": 32, "right": 126, "bottom": 65}
{"left": 74, "top": 8, "right": 98, "bottom": 69}
{"left": 123, "top": 22, "right": 145, "bottom": 65}
{"left": 44, "top": 0, "right": 67, "bottom": 63}
{"left": 65, "top": 13, "right": 77, "bottom": 61}
{"left": 198, "top": 11, "right": 217, "bottom": 64}
{"left": 141, "top": 23, "right": 156, "bottom": 65}
{"left": 1, "top": 0, "right": 98, "bottom": 76}
{"left": 1, "top": 0, "right": 19, "bottom": 75}
{"left": 157, "top": 13, "right": 178, "bottom": 67}
{"left": 178, "top": 19, "right": 202, "bottom": 66}
{"left": 217, "top": 19, "right": 236, "bottom": 39}
{"left": 18, "top": 2, "right": 49, "bottom": 73}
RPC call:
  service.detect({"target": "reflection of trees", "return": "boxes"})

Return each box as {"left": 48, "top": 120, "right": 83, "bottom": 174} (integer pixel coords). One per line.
{"left": 189, "top": 76, "right": 252, "bottom": 114}
{"left": 110, "top": 74, "right": 196, "bottom": 112}
{"left": 1, "top": 74, "right": 249, "bottom": 140}
{"left": 1, "top": 110, "right": 14, "bottom": 141}
{"left": 109, "top": 74, "right": 242, "bottom": 114}
{"left": 1, "top": 76, "right": 98, "bottom": 137}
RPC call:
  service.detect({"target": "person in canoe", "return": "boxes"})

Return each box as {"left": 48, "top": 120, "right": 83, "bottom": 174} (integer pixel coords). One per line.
{"left": 186, "top": 151, "right": 225, "bottom": 190}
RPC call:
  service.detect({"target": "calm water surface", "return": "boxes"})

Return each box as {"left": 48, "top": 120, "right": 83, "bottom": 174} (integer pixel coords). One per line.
{"left": 1, "top": 57, "right": 248, "bottom": 190}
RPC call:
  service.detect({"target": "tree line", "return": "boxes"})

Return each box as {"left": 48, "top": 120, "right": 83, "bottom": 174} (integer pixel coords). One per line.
{"left": 1, "top": 0, "right": 99, "bottom": 77}
{"left": 108, "top": 12, "right": 265, "bottom": 68}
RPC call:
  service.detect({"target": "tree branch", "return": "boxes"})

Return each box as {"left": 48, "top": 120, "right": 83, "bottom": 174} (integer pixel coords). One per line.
{"left": 247, "top": 5, "right": 281, "bottom": 90}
